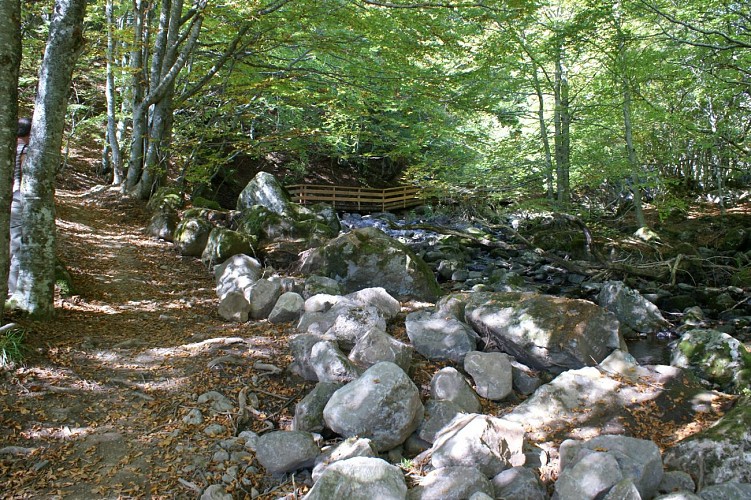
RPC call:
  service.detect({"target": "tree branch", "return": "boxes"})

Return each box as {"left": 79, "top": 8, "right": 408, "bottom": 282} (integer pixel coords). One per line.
{"left": 640, "top": 0, "right": 751, "bottom": 50}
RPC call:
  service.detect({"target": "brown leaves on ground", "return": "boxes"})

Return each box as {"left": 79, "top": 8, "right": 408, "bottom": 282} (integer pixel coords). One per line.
{"left": 0, "top": 181, "right": 309, "bottom": 498}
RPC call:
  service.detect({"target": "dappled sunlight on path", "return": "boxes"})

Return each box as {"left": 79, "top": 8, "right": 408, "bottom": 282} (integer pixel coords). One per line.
{"left": 1, "top": 183, "right": 300, "bottom": 497}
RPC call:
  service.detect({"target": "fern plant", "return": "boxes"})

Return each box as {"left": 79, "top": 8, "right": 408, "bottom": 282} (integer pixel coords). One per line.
{"left": 0, "top": 324, "right": 27, "bottom": 368}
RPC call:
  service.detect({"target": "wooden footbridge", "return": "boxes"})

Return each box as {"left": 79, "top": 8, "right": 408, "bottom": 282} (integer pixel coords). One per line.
{"left": 286, "top": 184, "right": 423, "bottom": 212}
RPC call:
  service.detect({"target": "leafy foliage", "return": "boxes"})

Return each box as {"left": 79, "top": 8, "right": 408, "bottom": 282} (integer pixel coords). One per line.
{"left": 0, "top": 325, "right": 27, "bottom": 368}
{"left": 13, "top": 0, "right": 751, "bottom": 210}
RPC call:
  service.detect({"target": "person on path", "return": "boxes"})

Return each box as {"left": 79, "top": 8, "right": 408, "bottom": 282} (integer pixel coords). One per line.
{"left": 9, "top": 117, "right": 31, "bottom": 296}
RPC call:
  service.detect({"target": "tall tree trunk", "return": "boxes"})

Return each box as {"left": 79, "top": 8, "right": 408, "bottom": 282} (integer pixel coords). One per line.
{"left": 126, "top": 0, "right": 206, "bottom": 200}
{"left": 10, "top": 0, "right": 87, "bottom": 318}
{"left": 554, "top": 44, "right": 571, "bottom": 206}
{"left": 615, "top": 11, "right": 647, "bottom": 229}
{"left": 532, "top": 69, "right": 554, "bottom": 200}
{"left": 126, "top": 0, "right": 147, "bottom": 192}
{"left": 621, "top": 81, "right": 646, "bottom": 228}
{"left": 133, "top": 0, "right": 180, "bottom": 199}
{"left": 706, "top": 97, "right": 726, "bottom": 218}
{"left": 137, "top": 86, "right": 174, "bottom": 198}
{"left": 105, "top": 0, "right": 123, "bottom": 185}
{"left": 0, "top": 0, "right": 22, "bottom": 320}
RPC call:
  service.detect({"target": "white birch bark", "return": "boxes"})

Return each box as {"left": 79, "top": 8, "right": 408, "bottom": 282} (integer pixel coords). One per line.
{"left": 105, "top": 0, "right": 123, "bottom": 185}
{"left": 10, "top": 0, "right": 87, "bottom": 318}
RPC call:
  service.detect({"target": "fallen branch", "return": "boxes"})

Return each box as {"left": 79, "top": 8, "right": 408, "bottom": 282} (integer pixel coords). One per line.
{"left": 385, "top": 221, "right": 517, "bottom": 251}
{"left": 177, "top": 478, "right": 202, "bottom": 493}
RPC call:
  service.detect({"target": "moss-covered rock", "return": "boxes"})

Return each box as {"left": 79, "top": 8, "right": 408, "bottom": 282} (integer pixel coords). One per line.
{"left": 237, "top": 204, "right": 339, "bottom": 269}
{"left": 147, "top": 186, "right": 183, "bottom": 213}
{"left": 663, "top": 395, "right": 751, "bottom": 485}
{"left": 297, "top": 227, "right": 441, "bottom": 301}
{"left": 731, "top": 267, "right": 751, "bottom": 288}
{"left": 715, "top": 227, "right": 748, "bottom": 252}
{"left": 671, "top": 328, "right": 751, "bottom": 393}
{"left": 201, "top": 227, "right": 257, "bottom": 266}
{"left": 55, "top": 260, "right": 76, "bottom": 297}
{"left": 174, "top": 217, "right": 213, "bottom": 257}
{"left": 191, "top": 196, "right": 222, "bottom": 210}
{"left": 465, "top": 291, "right": 624, "bottom": 373}
{"left": 146, "top": 210, "right": 179, "bottom": 242}
{"left": 238, "top": 205, "right": 337, "bottom": 242}
{"left": 236, "top": 171, "right": 291, "bottom": 214}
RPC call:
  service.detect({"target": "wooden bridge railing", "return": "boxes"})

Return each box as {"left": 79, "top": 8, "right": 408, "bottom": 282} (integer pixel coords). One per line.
{"left": 286, "top": 184, "right": 423, "bottom": 212}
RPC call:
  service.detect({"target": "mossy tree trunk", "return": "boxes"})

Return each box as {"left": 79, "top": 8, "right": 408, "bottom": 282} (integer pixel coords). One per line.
{"left": 11, "top": 0, "right": 87, "bottom": 318}
{"left": 0, "top": 0, "right": 21, "bottom": 322}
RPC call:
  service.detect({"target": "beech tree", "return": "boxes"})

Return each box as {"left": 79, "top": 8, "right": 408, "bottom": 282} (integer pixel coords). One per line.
{"left": 14, "top": 0, "right": 748, "bottom": 220}
{"left": 10, "top": 0, "right": 87, "bottom": 318}
{"left": 0, "top": 0, "right": 21, "bottom": 320}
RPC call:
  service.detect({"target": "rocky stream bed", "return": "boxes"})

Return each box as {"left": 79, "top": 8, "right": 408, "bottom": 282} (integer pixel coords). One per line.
{"left": 2, "top": 171, "right": 750, "bottom": 499}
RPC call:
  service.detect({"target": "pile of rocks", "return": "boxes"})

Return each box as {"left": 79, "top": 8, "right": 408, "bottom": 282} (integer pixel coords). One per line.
{"left": 195, "top": 283, "right": 750, "bottom": 499}
{"left": 145, "top": 172, "right": 751, "bottom": 498}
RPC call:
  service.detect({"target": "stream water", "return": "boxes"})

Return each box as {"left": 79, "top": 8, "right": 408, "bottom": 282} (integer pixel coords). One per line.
{"left": 625, "top": 336, "right": 675, "bottom": 365}
{"left": 341, "top": 212, "right": 678, "bottom": 366}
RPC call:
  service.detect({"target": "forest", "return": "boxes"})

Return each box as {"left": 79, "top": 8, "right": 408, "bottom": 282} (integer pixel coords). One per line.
{"left": 1, "top": 1, "right": 751, "bottom": 498}
{"left": 2, "top": 0, "right": 750, "bottom": 317}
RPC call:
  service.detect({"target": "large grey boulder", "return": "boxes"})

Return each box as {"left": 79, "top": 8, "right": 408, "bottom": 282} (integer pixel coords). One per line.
{"left": 658, "top": 471, "right": 696, "bottom": 495}
{"left": 289, "top": 334, "right": 326, "bottom": 381}
{"left": 553, "top": 451, "right": 623, "bottom": 500}
{"left": 663, "top": 395, "right": 751, "bottom": 486}
{"left": 312, "top": 437, "right": 377, "bottom": 481}
{"left": 417, "top": 399, "right": 464, "bottom": 444}
{"left": 348, "top": 328, "right": 413, "bottom": 372}
{"left": 174, "top": 217, "right": 213, "bottom": 256}
{"left": 303, "top": 457, "right": 407, "bottom": 500}
{"left": 603, "top": 478, "right": 643, "bottom": 500}
{"left": 504, "top": 368, "right": 622, "bottom": 442}
{"left": 671, "top": 329, "right": 751, "bottom": 393}
{"left": 559, "top": 435, "right": 663, "bottom": 499}
{"left": 244, "top": 278, "right": 283, "bottom": 320}
{"left": 310, "top": 340, "right": 361, "bottom": 383}
{"left": 430, "top": 367, "right": 481, "bottom": 413}
{"left": 303, "top": 293, "right": 349, "bottom": 314}
{"left": 406, "top": 311, "right": 477, "bottom": 363}
{"left": 598, "top": 280, "right": 669, "bottom": 335}
{"left": 214, "top": 254, "right": 263, "bottom": 300}
{"left": 201, "top": 227, "right": 256, "bottom": 266}
{"left": 298, "top": 227, "right": 441, "bottom": 301}
{"left": 465, "top": 292, "right": 625, "bottom": 374}
{"left": 254, "top": 431, "right": 320, "bottom": 474}
{"left": 297, "top": 301, "right": 387, "bottom": 350}
{"left": 236, "top": 171, "right": 292, "bottom": 214}
{"left": 509, "top": 359, "right": 543, "bottom": 396}
{"left": 146, "top": 210, "right": 179, "bottom": 241}
{"left": 492, "top": 467, "right": 547, "bottom": 500}
{"left": 429, "top": 413, "right": 526, "bottom": 477}
{"left": 320, "top": 305, "right": 386, "bottom": 350}
{"left": 293, "top": 382, "right": 344, "bottom": 433}
{"left": 345, "top": 287, "right": 401, "bottom": 320}
{"left": 408, "top": 466, "right": 494, "bottom": 500}
{"left": 217, "top": 290, "right": 250, "bottom": 322}
{"left": 503, "top": 357, "right": 719, "bottom": 444}
{"left": 268, "top": 291, "right": 305, "bottom": 324}
{"left": 323, "top": 362, "right": 424, "bottom": 451}
{"left": 463, "top": 351, "right": 513, "bottom": 401}
{"left": 697, "top": 483, "right": 751, "bottom": 499}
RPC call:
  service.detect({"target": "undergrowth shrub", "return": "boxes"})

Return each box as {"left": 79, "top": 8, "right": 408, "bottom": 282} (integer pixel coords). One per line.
{"left": 0, "top": 324, "right": 27, "bottom": 368}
